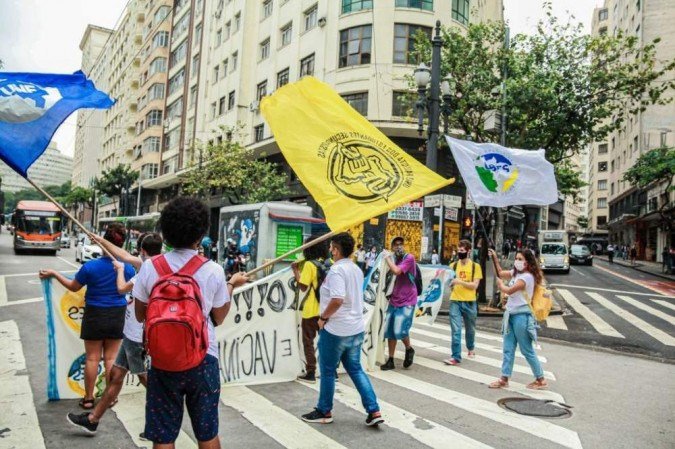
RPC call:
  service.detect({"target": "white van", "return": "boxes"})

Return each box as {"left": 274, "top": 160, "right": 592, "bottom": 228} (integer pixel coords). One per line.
{"left": 540, "top": 242, "right": 570, "bottom": 273}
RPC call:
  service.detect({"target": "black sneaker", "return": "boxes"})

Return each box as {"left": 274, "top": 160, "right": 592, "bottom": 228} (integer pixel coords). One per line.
{"left": 366, "top": 411, "right": 384, "bottom": 426}
{"left": 67, "top": 412, "right": 98, "bottom": 435}
{"left": 297, "top": 372, "right": 316, "bottom": 383}
{"left": 380, "top": 358, "right": 395, "bottom": 371}
{"left": 403, "top": 347, "right": 415, "bottom": 368}
{"left": 301, "top": 408, "right": 333, "bottom": 424}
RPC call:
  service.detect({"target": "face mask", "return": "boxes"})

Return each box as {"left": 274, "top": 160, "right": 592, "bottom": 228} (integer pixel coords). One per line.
{"left": 457, "top": 251, "right": 468, "bottom": 260}
{"left": 394, "top": 248, "right": 405, "bottom": 257}
{"left": 514, "top": 260, "right": 525, "bottom": 271}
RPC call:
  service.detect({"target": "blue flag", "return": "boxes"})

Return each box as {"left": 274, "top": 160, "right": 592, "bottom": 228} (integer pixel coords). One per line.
{"left": 0, "top": 71, "right": 114, "bottom": 177}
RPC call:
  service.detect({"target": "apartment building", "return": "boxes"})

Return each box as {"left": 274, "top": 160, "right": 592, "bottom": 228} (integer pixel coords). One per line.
{"left": 589, "top": 0, "right": 674, "bottom": 261}
{"left": 562, "top": 152, "right": 586, "bottom": 234}
{"left": 0, "top": 142, "right": 73, "bottom": 193}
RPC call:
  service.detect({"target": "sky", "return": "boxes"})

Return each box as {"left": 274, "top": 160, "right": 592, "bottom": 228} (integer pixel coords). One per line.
{"left": 0, "top": 0, "right": 602, "bottom": 158}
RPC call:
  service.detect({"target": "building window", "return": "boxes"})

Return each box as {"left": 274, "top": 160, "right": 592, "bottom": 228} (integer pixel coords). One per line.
{"left": 256, "top": 81, "right": 268, "bottom": 102}
{"left": 166, "top": 98, "right": 183, "bottom": 121}
{"left": 393, "top": 24, "right": 431, "bottom": 64}
{"left": 452, "top": 0, "right": 470, "bottom": 25}
{"left": 143, "top": 136, "right": 161, "bottom": 153}
{"left": 637, "top": 0, "right": 641, "bottom": 11}
{"left": 215, "top": 28, "right": 222, "bottom": 47}
{"left": 598, "top": 161, "right": 607, "bottom": 172}
{"left": 300, "top": 53, "right": 315, "bottom": 77}
{"left": 172, "top": 13, "right": 190, "bottom": 42}
{"left": 232, "top": 51, "right": 238, "bottom": 71}
{"left": 598, "top": 143, "right": 608, "bottom": 154}
{"left": 141, "top": 163, "right": 159, "bottom": 179}
{"left": 154, "top": 5, "right": 171, "bottom": 23}
{"left": 660, "top": 131, "right": 668, "bottom": 147}
{"left": 213, "top": 65, "right": 220, "bottom": 83}
{"left": 396, "top": 0, "right": 433, "bottom": 11}
{"left": 222, "top": 58, "right": 229, "bottom": 74}
{"left": 194, "top": 24, "right": 202, "bottom": 45}
{"left": 149, "top": 57, "right": 167, "bottom": 75}
{"left": 597, "top": 216, "right": 607, "bottom": 226}
{"left": 598, "top": 179, "right": 607, "bottom": 190}
{"left": 228, "top": 91, "right": 235, "bottom": 110}
{"left": 168, "top": 69, "right": 185, "bottom": 95}
{"left": 210, "top": 102, "right": 217, "bottom": 118}
{"left": 190, "top": 85, "right": 197, "bottom": 107}
{"left": 277, "top": 68, "right": 289, "bottom": 88}
{"left": 224, "top": 21, "right": 231, "bottom": 40}
{"left": 342, "top": 0, "right": 373, "bottom": 14}
{"left": 597, "top": 198, "right": 607, "bottom": 208}
{"left": 169, "top": 40, "right": 188, "bottom": 69}
{"left": 260, "top": 38, "right": 271, "bottom": 60}
{"left": 149, "top": 83, "right": 165, "bottom": 101}
{"left": 304, "top": 4, "right": 318, "bottom": 32}
{"left": 610, "top": 160, "right": 615, "bottom": 172}
{"left": 611, "top": 183, "right": 614, "bottom": 195}
{"left": 263, "top": 0, "right": 273, "bottom": 18}
{"left": 153, "top": 31, "right": 169, "bottom": 48}
{"left": 341, "top": 92, "right": 368, "bottom": 116}
{"left": 254, "top": 124, "right": 265, "bottom": 142}
{"left": 392, "top": 91, "right": 415, "bottom": 117}
{"left": 218, "top": 96, "right": 226, "bottom": 115}
{"left": 339, "top": 25, "right": 372, "bottom": 68}
{"left": 234, "top": 13, "right": 241, "bottom": 32}
{"left": 191, "top": 54, "right": 200, "bottom": 77}
{"left": 146, "top": 110, "right": 163, "bottom": 127}
{"left": 598, "top": 8, "right": 608, "bottom": 21}
{"left": 280, "top": 23, "right": 292, "bottom": 47}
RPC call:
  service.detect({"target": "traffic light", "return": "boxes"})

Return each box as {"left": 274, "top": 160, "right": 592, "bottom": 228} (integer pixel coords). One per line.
{"left": 463, "top": 216, "right": 473, "bottom": 229}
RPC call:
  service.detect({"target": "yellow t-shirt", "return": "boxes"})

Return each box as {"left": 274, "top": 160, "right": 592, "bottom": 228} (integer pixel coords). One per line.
{"left": 450, "top": 260, "right": 483, "bottom": 301}
{"left": 300, "top": 260, "right": 320, "bottom": 319}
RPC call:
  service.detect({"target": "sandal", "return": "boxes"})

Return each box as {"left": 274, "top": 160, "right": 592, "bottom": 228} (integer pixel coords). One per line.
{"left": 443, "top": 358, "right": 460, "bottom": 366}
{"left": 488, "top": 378, "right": 509, "bottom": 389}
{"left": 526, "top": 379, "right": 548, "bottom": 390}
{"left": 79, "top": 397, "right": 95, "bottom": 410}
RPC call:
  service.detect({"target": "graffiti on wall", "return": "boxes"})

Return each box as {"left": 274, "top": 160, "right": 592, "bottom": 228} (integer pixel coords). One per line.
{"left": 219, "top": 210, "right": 260, "bottom": 260}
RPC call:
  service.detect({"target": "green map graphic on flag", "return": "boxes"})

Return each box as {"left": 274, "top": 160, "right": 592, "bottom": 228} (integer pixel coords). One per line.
{"left": 474, "top": 153, "right": 519, "bottom": 193}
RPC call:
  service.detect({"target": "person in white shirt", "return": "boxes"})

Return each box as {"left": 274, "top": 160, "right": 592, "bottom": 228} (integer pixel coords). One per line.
{"left": 431, "top": 248, "right": 441, "bottom": 265}
{"left": 355, "top": 244, "right": 367, "bottom": 273}
{"left": 301, "top": 232, "right": 384, "bottom": 427}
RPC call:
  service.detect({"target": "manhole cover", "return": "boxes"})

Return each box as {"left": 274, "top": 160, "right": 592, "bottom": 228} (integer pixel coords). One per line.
{"left": 497, "top": 398, "right": 573, "bottom": 419}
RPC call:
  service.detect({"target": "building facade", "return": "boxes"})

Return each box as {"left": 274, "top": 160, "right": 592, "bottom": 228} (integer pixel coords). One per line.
{"left": 0, "top": 142, "right": 73, "bottom": 193}
{"left": 590, "top": 0, "right": 675, "bottom": 261}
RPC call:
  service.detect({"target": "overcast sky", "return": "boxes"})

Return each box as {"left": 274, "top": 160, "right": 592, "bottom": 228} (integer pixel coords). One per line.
{"left": 1, "top": 0, "right": 602, "bottom": 158}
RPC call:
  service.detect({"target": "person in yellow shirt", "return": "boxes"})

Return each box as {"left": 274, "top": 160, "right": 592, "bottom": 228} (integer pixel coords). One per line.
{"left": 444, "top": 240, "right": 482, "bottom": 366}
{"left": 291, "top": 235, "right": 330, "bottom": 383}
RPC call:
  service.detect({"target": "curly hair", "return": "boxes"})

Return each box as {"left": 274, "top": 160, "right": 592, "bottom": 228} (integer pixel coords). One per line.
{"left": 103, "top": 222, "right": 126, "bottom": 248}
{"left": 331, "top": 232, "right": 355, "bottom": 259}
{"left": 159, "top": 197, "right": 209, "bottom": 249}
{"left": 513, "top": 249, "right": 544, "bottom": 286}
{"left": 303, "top": 234, "right": 329, "bottom": 261}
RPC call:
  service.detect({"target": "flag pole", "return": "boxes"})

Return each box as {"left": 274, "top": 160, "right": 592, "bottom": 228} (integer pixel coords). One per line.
{"left": 25, "top": 177, "right": 115, "bottom": 259}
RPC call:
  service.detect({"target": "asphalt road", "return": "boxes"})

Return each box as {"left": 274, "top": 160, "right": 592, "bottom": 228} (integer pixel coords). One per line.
{"left": 1, "top": 232, "right": 674, "bottom": 449}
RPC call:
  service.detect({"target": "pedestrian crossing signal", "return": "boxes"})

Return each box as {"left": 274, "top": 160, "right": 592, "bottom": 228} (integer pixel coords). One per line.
{"left": 463, "top": 216, "right": 473, "bottom": 228}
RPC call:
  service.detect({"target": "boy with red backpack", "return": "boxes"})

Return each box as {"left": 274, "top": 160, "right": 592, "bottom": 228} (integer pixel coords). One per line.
{"left": 132, "top": 197, "right": 247, "bottom": 449}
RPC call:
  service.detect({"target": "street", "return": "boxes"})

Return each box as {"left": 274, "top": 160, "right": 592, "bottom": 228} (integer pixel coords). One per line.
{"left": 1, "top": 232, "right": 674, "bottom": 449}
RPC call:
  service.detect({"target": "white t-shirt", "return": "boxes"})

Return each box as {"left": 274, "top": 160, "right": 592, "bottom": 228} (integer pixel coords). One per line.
{"left": 132, "top": 249, "right": 230, "bottom": 358}
{"left": 319, "top": 258, "right": 365, "bottom": 337}
{"left": 506, "top": 271, "right": 535, "bottom": 311}
{"left": 123, "top": 275, "right": 144, "bottom": 343}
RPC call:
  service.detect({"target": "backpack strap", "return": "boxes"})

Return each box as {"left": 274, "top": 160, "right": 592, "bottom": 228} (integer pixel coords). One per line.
{"left": 179, "top": 255, "right": 210, "bottom": 276}
{"left": 152, "top": 254, "right": 173, "bottom": 277}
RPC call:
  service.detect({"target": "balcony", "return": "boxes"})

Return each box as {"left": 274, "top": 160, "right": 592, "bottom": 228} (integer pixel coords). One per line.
{"left": 136, "top": 12, "right": 145, "bottom": 23}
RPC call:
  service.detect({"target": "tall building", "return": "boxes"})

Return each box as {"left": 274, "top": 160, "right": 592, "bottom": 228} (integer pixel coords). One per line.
{"left": 589, "top": 0, "right": 675, "bottom": 261}
{"left": 563, "top": 152, "right": 586, "bottom": 234}
{"left": 0, "top": 142, "right": 73, "bottom": 193}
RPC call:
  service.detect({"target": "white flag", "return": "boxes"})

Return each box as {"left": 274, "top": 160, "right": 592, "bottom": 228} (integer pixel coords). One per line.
{"left": 446, "top": 136, "right": 558, "bottom": 207}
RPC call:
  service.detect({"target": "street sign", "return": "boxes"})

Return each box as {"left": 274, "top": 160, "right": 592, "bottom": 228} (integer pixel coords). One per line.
{"left": 443, "top": 195, "right": 462, "bottom": 209}
{"left": 465, "top": 193, "right": 476, "bottom": 210}
{"left": 424, "top": 194, "right": 442, "bottom": 208}
{"left": 445, "top": 208, "right": 458, "bottom": 221}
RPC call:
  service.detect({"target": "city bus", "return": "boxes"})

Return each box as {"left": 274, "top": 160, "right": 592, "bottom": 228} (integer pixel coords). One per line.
{"left": 12, "top": 200, "right": 63, "bottom": 255}
{"left": 97, "top": 213, "right": 161, "bottom": 253}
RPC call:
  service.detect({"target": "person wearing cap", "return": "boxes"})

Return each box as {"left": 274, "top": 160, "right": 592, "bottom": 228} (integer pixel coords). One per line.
{"left": 380, "top": 236, "right": 416, "bottom": 370}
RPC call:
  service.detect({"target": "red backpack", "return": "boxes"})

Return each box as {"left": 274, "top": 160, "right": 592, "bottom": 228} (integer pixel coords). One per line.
{"left": 144, "top": 254, "right": 209, "bottom": 372}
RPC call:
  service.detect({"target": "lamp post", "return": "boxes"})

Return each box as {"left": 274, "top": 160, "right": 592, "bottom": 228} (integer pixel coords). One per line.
{"left": 414, "top": 20, "right": 454, "bottom": 262}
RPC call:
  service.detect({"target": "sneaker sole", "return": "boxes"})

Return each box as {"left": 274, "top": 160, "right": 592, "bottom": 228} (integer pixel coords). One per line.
{"left": 296, "top": 378, "right": 317, "bottom": 384}
{"left": 66, "top": 414, "right": 97, "bottom": 435}
{"left": 301, "top": 417, "right": 334, "bottom": 424}
{"left": 367, "top": 417, "right": 385, "bottom": 426}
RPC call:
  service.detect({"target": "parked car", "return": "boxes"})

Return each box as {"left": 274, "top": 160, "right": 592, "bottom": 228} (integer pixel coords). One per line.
{"left": 60, "top": 234, "right": 72, "bottom": 249}
{"left": 540, "top": 243, "right": 570, "bottom": 274}
{"left": 569, "top": 244, "right": 593, "bottom": 266}
{"left": 75, "top": 235, "right": 102, "bottom": 263}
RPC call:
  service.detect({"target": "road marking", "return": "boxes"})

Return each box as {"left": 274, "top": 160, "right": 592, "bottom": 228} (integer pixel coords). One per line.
{"left": 587, "top": 292, "right": 675, "bottom": 347}
{"left": 616, "top": 296, "right": 675, "bottom": 326}
{"left": 298, "top": 380, "right": 493, "bottom": 449}
{"left": 652, "top": 300, "right": 675, "bottom": 313}
{"left": 556, "top": 289, "right": 625, "bottom": 339}
{"left": 570, "top": 267, "right": 587, "bottom": 278}
{"left": 0, "top": 320, "right": 46, "bottom": 449}
{"left": 0, "top": 297, "right": 43, "bottom": 308}
{"left": 370, "top": 370, "right": 583, "bottom": 449}
{"left": 592, "top": 264, "right": 672, "bottom": 296}
{"left": 57, "top": 256, "right": 81, "bottom": 270}
{"left": 395, "top": 350, "right": 563, "bottom": 402}
{"left": 113, "top": 391, "right": 196, "bottom": 449}
{"left": 417, "top": 322, "right": 504, "bottom": 342}
{"left": 410, "top": 327, "right": 548, "bottom": 363}
{"left": 0, "top": 275, "right": 7, "bottom": 306}
{"left": 550, "top": 284, "right": 675, "bottom": 299}
{"left": 545, "top": 315, "right": 568, "bottom": 330}
{"left": 410, "top": 339, "right": 556, "bottom": 381}
{"left": 220, "top": 386, "right": 347, "bottom": 449}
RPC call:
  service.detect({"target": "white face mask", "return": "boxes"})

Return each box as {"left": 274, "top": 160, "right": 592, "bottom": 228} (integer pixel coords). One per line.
{"left": 514, "top": 260, "right": 525, "bottom": 272}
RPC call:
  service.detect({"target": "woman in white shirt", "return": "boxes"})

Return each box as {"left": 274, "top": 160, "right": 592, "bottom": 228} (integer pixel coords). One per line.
{"left": 487, "top": 248, "right": 548, "bottom": 390}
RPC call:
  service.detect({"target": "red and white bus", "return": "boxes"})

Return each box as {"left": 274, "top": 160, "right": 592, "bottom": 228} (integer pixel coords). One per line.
{"left": 12, "top": 200, "right": 63, "bottom": 255}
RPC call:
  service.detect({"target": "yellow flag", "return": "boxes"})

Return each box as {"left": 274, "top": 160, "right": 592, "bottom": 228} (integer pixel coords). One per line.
{"left": 260, "top": 77, "right": 454, "bottom": 232}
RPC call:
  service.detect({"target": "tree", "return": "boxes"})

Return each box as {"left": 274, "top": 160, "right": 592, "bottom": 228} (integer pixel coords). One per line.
{"left": 622, "top": 146, "right": 675, "bottom": 230}
{"left": 576, "top": 215, "right": 589, "bottom": 230}
{"left": 64, "top": 186, "right": 94, "bottom": 209}
{"left": 95, "top": 165, "right": 139, "bottom": 215}
{"left": 180, "top": 134, "right": 289, "bottom": 204}
{"left": 1, "top": 181, "right": 72, "bottom": 213}
{"left": 413, "top": 5, "right": 675, "bottom": 199}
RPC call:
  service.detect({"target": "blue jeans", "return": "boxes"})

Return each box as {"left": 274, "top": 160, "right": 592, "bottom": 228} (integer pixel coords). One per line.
{"left": 316, "top": 329, "right": 379, "bottom": 415}
{"left": 501, "top": 313, "right": 544, "bottom": 379}
{"left": 449, "top": 301, "right": 477, "bottom": 361}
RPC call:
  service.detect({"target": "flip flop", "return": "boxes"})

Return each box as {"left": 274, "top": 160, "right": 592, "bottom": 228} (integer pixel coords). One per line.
{"left": 489, "top": 379, "right": 509, "bottom": 389}
{"left": 79, "top": 398, "right": 95, "bottom": 410}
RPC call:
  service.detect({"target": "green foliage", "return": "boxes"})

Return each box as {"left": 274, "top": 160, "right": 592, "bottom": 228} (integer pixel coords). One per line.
{"left": 413, "top": 4, "right": 675, "bottom": 197}
{"left": 64, "top": 186, "right": 94, "bottom": 208}
{"left": 576, "top": 215, "right": 589, "bottom": 229}
{"left": 2, "top": 181, "right": 71, "bottom": 213}
{"left": 622, "top": 147, "right": 675, "bottom": 191}
{"left": 180, "top": 131, "right": 290, "bottom": 204}
{"left": 95, "top": 165, "right": 139, "bottom": 199}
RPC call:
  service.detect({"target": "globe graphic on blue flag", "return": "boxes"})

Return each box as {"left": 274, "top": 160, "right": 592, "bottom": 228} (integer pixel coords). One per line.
{"left": 0, "top": 80, "right": 62, "bottom": 123}
{"left": 474, "top": 153, "right": 519, "bottom": 193}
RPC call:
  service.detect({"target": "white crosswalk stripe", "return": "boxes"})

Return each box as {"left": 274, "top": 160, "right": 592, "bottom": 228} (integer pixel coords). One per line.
{"left": 652, "top": 299, "right": 675, "bottom": 313}
{"left": 616, "top": 295, "right": 675, "bottom": 326}
{"left": 557, "top": 289, "right": 625, "bottom": 338}
{"left": 545, "top": 314, "right": 568, "bottom": 330}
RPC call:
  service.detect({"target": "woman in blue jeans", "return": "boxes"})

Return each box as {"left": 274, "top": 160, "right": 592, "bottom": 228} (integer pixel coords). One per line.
{"left": 487, "top": 248, "right": 548, "bottom": 390}
{"left": 301, "top": 232, "right": 384, "bottom": 426}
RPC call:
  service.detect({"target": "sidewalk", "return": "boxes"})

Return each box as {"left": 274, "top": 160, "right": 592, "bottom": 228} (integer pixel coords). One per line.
{"left": 596, "top": 255, "right": 675, "bottom": 281}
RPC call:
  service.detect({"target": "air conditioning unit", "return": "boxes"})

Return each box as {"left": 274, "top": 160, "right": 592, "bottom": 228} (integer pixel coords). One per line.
{"left": 250, "top": 100, "right": 260, "bottom": 112}
{"left": 318, "top": 17, "right": 327, "bottom": 27}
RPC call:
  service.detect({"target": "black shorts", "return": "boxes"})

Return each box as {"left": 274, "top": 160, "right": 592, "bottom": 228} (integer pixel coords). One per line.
{"left": 80, "top": 305, "right": 126, "bottom": 340}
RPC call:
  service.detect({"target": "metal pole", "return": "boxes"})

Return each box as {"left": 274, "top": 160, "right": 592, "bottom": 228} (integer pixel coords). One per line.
{"left": 438, "top": 202, "right": 444, "bottom": 261}
{"left": 136, "top": 169, "right": 142, "bottom": 216}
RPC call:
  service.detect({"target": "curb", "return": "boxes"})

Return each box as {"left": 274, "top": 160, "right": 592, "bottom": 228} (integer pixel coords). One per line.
{"left": 596, "top": 257, "right": 675, "bottom": 282}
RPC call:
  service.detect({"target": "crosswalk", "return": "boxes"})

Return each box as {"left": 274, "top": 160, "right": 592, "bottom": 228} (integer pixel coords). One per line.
{"left": 2, "top": 318, "right": 584, "bottom": 449}
{"left": 545, "top": 288, "right": 675, "bottom": 347}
